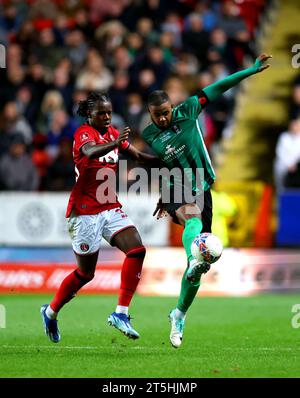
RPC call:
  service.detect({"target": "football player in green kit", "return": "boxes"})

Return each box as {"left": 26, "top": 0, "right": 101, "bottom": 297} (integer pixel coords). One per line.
{"left": 142, "top": 53, "right": 272, "bottom": 348}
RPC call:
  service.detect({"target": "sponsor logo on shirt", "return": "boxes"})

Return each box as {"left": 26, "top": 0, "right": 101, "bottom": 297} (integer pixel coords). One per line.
{"left": 160, "top": 132, "right": 172, "bottom": 142}
{"left": 165, "top": 145, "right": 176, "bottom": 155}
{"left": 164, "top": 144, "right": 186, "bottom": 161}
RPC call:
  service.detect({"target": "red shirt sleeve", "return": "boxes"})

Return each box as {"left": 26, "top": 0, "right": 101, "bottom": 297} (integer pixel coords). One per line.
{"left": 74, "top": 126, "right": 96, "bottom": 152}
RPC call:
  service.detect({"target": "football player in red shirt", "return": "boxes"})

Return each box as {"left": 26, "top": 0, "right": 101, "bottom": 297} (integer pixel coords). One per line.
{"left": 41, "top": 92, "right": 159, "bottom": 342}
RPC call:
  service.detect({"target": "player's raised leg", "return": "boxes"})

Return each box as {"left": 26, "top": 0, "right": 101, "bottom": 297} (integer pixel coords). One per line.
{"left": 107, "top": 223, "right": 145, "bottom": 339}
{"left": 168, "top": 202, "right": 210, "bottom": 348}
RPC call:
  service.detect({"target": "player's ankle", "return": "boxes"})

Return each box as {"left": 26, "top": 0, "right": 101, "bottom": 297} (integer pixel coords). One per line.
{"left": 174, "top": 308, "right": 186, "bottom": 320}
{"left": 46, "top": 305, "right": 58, "bottom": 320}
{"left": 115, "top": 305, "right": 129, "bottom": 315}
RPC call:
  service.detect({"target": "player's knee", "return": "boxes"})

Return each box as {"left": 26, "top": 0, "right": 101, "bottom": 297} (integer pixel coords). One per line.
{"left": 85, "top": 272, "right": 95, "bottom": 281}
{"left": 75, "top": 269, "right": 95, "bottom": 282}
{"left": 126, "top": 245, "right": 146, "bottom": 259}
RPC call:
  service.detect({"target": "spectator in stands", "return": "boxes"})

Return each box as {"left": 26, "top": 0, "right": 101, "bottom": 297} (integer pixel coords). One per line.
{"left": 1, "top": 101, "right": 33, "bottom": 145}
{"left": 15, "top": 20, "right": 36, "bottom": 55}
{"left": 182, "top": 13, "right": 210, "bottom": 69}
{"left": 109, "top": 71, "right": 130, "bottom": 117}
{"left": 111, "top": 45, "right": 132, "bottom": 73}
{"left": 45, "top": 137, "right": 74, "bottom": 191}
{"left": 0, "top": 134, "right": 39, "bottom": 191}
{"left": 73, "top": 8, "right": 95, "bottom": 40}
{"left": 193, "top": 0, "right": 218, "bottom": 32}
{"left": 161, "top": 11, "right": 182, "bottom": 50}
{"left": 75, "top": 49, "right": 113, "bottom": 92}
{"left": 27, "top": 0, "right": 58, "bottom": 23}
{"left": 163, "top": 76, "right": 188, "bottom": 105}
{"left": 290, "top": 85, "right": 300, "bottom": 120}
{"left": 0, "top": 44, "right": 26, "bottom": 106}
{"left": 49, "top": 67, "right": 74, "bottom": 113}
{"left": 136, "top": 17, "right": 159, "bottom": 46}
{"left": 159, "top": 31, "right": 176, "bottom": 64}
{"left": 52, "top": 12, "right": 70, "bottom": 46}
{"left": 64, "top": 29, "right": 88, "bottom": 73}
{"left": 31, "top": 133, "right": 52, "bottom": 191}
{"left": 125, "top": 32, "right": 144, "bottom": 59}
{"left": 217, "top": 0, "right": 255, "bottom": 70}
{"left": 32, "top": 28, "right": 65, "bottom": 69}
{"left": 15, "top": 85, "right": 39, "bottom": 129}
{"left": 24, "top": 63, "right": 49, "bottom": 110}
{"left": 46, "top": 109, "right": 78, "bottom": 159}
{"left": 274, "top": 119, "right": 300, "bottom": 191}
{"left": 0, "top": 3, "right": 24, "bottom": 38}
{"left": 207, "top": 27, "right": 229, "bottom": 64}
{"left": 137, "top": 68, "right": 159, "bottom": 101}
{"left": 172, "top": 53, "right": 199, "bottom": 93}
{"left": 124, "top": 92, "right": 145, "bottom": 135}
{"left": 89, "top": 0, "right": 127, "bottom": 26}
{"left": 95, "top": 20, "right": 128, "bottom": 57}
{"left": 145, "top": 45, "right": 171, "bottom": 87}
{"left": 37, "top": 90, "right": 65, "bottom": 133}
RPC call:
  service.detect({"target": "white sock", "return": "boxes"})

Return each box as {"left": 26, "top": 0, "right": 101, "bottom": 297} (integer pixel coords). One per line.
{"left": 189, "top": 259, "right": 199, "bottom": 267}
{"left": 46, "top": 305, "right": 57, "bottom": 320}
{"left": 116, "top": 305, "right": 128, "bottom": 315}
{"left": 175, "top": 308, "right": 186, "bottom": 320}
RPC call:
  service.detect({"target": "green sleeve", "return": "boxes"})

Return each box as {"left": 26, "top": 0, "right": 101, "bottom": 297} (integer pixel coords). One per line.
{"left": 203, "top": 59, "right": 263, "bottom": 102}
{"left": 179, "top": 96, "right": 202, "bottom": 120}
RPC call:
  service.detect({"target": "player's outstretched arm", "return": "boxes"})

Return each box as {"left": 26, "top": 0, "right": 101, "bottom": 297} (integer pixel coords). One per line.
{"left": 125, "top": 144, "right": 162, "bottom": 167}
{"left": 203, "top": 53, "right": 272, "bottom": 102}
{"left": 81, "top": 129, "right": 129, "bottom": 159}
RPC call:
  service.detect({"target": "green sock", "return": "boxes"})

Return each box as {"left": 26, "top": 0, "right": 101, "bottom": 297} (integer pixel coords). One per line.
{"left": 177, "top": 217, "right": 203, "bottom": 313}
{"left": 182, "top": 217, "right": 203, "bottom": 262}
{"left": 177, "top": 267, "right": 201, "bottom": 313}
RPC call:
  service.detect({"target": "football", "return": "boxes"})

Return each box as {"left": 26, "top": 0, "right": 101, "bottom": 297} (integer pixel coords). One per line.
{"left": 191, "top": 233, "right": 223, "bottom": 264}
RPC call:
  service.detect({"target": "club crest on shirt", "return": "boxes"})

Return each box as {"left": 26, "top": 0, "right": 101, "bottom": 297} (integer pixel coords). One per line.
{"left": 171, "top": 125, "right": 182, "bottom": 134}
{"left": 80, "top": 132, "right": 89, "bottom": 141}
{"left": 80, "top": 243, "right": 89, "bottom": 252}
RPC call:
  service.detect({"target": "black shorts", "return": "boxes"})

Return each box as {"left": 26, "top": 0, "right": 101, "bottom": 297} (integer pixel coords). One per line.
{"left": 162, "top": 189, "right": 213, "bottom": 232}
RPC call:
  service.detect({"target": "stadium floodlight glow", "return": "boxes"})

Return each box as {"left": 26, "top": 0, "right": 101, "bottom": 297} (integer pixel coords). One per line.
{"left": 0, "top": 44, "right": 6, "bottom": 68}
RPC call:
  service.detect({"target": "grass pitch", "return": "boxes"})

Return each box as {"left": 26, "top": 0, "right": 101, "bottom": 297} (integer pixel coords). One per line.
{"left": 0, "top": 294, "right": 299, "bottom": 378}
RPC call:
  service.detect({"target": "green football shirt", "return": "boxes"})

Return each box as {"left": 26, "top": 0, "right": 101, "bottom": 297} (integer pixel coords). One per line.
{"left": 142, "top": 95, "right": 216, "bottom": 193}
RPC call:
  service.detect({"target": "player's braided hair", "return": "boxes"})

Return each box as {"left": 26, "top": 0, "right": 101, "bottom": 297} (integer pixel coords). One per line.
{"left": 77, "top": 92, "right": 111, "bottom": 121}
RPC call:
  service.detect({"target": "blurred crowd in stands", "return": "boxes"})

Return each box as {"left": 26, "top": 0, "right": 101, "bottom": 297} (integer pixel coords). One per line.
{"left": 274, "top": 75, "right": 300, "bottom": 192}
{"left": 0, "top": 0, "right": 268, "bottom": 191}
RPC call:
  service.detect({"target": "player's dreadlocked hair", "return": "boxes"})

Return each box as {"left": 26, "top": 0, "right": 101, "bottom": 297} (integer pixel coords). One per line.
{"left": 147, "top": 90, "right": 170, "bottom": 107}
{"left": 77, "top": 92, "right": 111, "bottom": 121}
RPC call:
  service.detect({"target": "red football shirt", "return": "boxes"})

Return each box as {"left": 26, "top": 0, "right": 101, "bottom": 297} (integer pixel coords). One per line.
{"left": 66, "top": 124, "right": 129, "bottom": 217}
